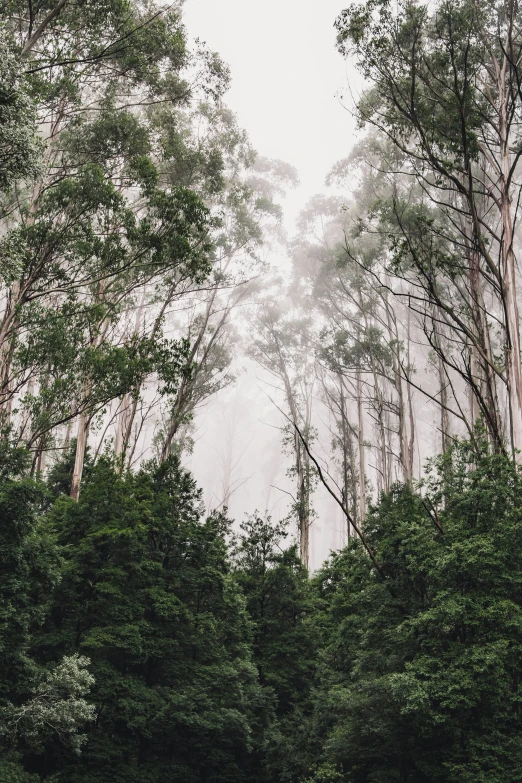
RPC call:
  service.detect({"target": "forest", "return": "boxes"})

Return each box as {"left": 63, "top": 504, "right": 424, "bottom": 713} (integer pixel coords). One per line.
{"left": 2, "top": 0, "right": 522, "bottom": 780}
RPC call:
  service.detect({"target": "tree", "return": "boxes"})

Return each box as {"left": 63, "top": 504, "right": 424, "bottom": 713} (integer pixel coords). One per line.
{"left": 250, "top": 304, "right": 317, "bottom": 567}
{"left": 0, "top": 442, "right": 60, "bottom": 719}
{"left": 232, "top": 513, "right": 319, "bottom": 783}
{"left": 307, "top": 443, "right": 522, "bottom": 782}
{"left": 31, "top": 455, "right": 268, "bottom": 782}
{"left": 0, "top": 443, "right": 94, "bottom": 778}
{"left": 336, "top": 0, "right": 522, "bottom": 459}
{"left": 0, "top": 654, "right": 95, "bottom": 755}
{"left": 0, "top": 26, "right": 40, "bottom": 190}
{"left": 0, "top": 0, "right": 227, "bottom": 488}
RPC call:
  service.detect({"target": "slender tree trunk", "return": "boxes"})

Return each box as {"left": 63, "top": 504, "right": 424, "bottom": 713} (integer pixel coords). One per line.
{"left": 160, "top": 292, "right": 221, "bottom": 463}
{"left": 0, "top": 283, "right": 21, "bottom": 427}
{"left": 356, "top": 369, "right": 366, "bottom": 521}
{"left": 467, "top": 239, "right": 503, "bottom": 448}
{"left": 70, "top": 409, "right": 89, "bottom": 501}
{"left": 339, "top": 375, "right": 353, "bottom": 537}
{"left": 497, "top": 51, "right": 522, "bottom": 459}
{"left": 160, "top": 377, "right": 189, "bottom": 463}
{"left": 114, "top": 289, "right": 147, "bottom": 464}
{"left": 406, "top": 312, "right": 415, "bottom": 478}
{"left": 500, "top": 183, "right": 522, "bottom": 459}
{"left": 431, "top": 308, "right": 451, "bottom": 454}
{"left": 396, "top": 361, "right": 410, "bottom": 484}
{"left": 298, "top": 444, "right": 310, "bottom": 568}
{"left": 63, "top": 401, "right": 76, "bottom": 451}
{"left": 438, "top": 354, "right": 451, "bottom": 454}
{"left": 385, "top": 299, "right": 411, "bottom": 484}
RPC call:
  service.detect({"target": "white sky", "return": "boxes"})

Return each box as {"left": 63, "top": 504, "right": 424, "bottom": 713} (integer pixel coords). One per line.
{"left": 184, "top": 0, "right": 359, "bottom": 225}
{"left": 182, "top": 0, "right": 362, "bottom": 567}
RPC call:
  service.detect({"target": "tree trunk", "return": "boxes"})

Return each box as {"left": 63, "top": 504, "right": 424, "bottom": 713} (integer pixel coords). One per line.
{"left": 298, "top": 445, "right": 310, "bottom": 568}
{"left": 339, "top": 375, "right": 353, "bottom": 537}
{"left": 70, "top": 410, "right": 89, "bottom": 501}
{"left": 500, "top": 182, "right": 522, "bottom": 459}
{"left": 497, "top": 49, "right": 522, "bottom": 459}
{"left": 356, "top": 369, "right": 366, "bottom": 521}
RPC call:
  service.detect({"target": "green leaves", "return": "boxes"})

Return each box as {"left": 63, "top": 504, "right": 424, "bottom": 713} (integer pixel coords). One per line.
{"left": 30, "top": 457, "right": 265, "bottom": 782}
{"left": 0, "top": 654, "right": 96, "bottom": 754}
{"left": 308, "top": 446, "right": 522, "bottom": 782}
{"left": 0, "top": 26, "right": 40, "bottom": 192}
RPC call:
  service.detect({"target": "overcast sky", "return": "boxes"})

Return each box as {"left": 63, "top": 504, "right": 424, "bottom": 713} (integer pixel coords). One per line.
{"left": 184, "top": 0, "right": 359, "bottom": 224}
{"left": 182, "top": 1, "right": 361, "bottom": 566}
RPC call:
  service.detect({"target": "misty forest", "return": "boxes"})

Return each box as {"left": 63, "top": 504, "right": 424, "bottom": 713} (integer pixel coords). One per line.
{"left": 5, "top": 0, "right": 522, "bottom": 781}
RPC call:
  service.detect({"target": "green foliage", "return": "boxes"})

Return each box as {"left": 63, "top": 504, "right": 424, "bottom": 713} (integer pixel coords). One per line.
{"left": 233, "top": 514, "right": 319, "bottom": 781}
{"left": 308, "top": 445, "right": 522, "bottom": 782}
{"left": 233, "top": 514, "right": 317, "bottom": 714}
{"left": 32, "top": 456, "right": 265, "bottom": 782}
{"left": 0, "top": 654, "right": 96, "bottom": 754}
{"left": 0, "top": 443, "right": 60, "bottom": 706}
{"left": 0, "top": 25, "right": 40, "bottom": 190}
{"left": 3, "top": 436, "right": 522, "bottom": 782}
{"left": 0, "top": 759, "right": 39, "bottom": 783}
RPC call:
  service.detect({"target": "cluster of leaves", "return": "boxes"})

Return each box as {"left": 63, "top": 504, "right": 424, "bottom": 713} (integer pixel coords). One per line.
{"left": 3, "top": 409, "right": 522, "bottom": 783}
{"left": 305, "top": 444, "right": 522, "bottom": 782}
{"left": 0, "top": 442, "right": 318, "bottom": 782}
{"left": 0, "top": 0, "right": 262, "bottom": 469}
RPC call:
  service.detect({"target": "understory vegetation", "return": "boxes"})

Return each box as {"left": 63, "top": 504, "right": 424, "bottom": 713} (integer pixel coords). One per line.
{"left": 2, "top": 442, "right": 522, "bottom": 782}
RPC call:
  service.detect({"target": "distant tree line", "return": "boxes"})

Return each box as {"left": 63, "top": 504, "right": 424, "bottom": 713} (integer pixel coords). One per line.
{"left": 249, "top": 0, "right": 522, "bottom": 568}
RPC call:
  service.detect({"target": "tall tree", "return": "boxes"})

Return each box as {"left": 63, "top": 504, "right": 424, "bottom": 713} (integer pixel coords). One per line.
{"left": 336, "top": 0, "right": 522, "bottom": 458}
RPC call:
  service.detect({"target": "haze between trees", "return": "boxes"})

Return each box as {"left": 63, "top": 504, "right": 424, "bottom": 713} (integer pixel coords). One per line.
{"left": 2, "top": 0, "right": 522, "bottom": 780}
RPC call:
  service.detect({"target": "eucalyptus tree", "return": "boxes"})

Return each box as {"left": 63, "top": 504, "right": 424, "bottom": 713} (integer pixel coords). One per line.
{"left": 153, "top": 154, "right": 298, "bottom": 466}
{"left": 316, "top": 365, "right": 361, "bottom": 536}
{"left": 0, "top": 0, "right": 235, "bottom": 499}
{"left": 0, "top": 27, "right": 40, "bottom": 190}
{"left": 292, "top": 191, "right": 417, "bottom": 514}
{"left": 336, "top": 0, "right": 522, "bottom": 459}
{"left": 249, "top": 302, "right": 317, "bottom": 568}
{"left": 345, "top": 135, "right": 505, "bottom": 451}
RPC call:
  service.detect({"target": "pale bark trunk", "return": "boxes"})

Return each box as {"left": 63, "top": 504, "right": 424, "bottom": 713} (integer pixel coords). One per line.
{"left": 115, "top": 395, "right": 139, "bottom": 464}
{"left": 114, "top": 290, "right": 147, "bottom": 464}
{"left": 431, "top": 308, "right": 451, "bottom": 454}
{"left": 397, "top": 367, "right": 410, "bottom": 484}
{"left": 0, "top": 282, "right": 21, "bottom": 426}
{"left": 160, "top": 292, "right": 219, "bottom": 463}
{"left": 496, "top": 47, "right": 522, "bottom": 459}
{"left": 438, "top": 354, "right": 450, "bottom": 455}
{"left": 467, "top": 240, "right": 503, "bottom": 448}
{"left": 356, "top": 369, "right": 366, "bottom": 521}
{"left": 70, "top": 410, "right": 89, "bottom": 501}
{"left": 160, "top": 377, "right": 189, "bottom": 463}
{"left": 385, "top": 300, "right": 411, "bottom": 484}
{"left": 273, "top": 339, "right": 312, "bottom": 569}
{"left": 298, "top": 447, "right": 310, "bottom": 568}
{"left": 362, "top": 307, "right": 387, "bottom": 494}
{"left": 406, "top": 313, "right": 415, "bottom": 478}
{"left": 338, "top": 375, "right": 357, "bottom": 535}
{"left": 500, "top": 183, "right": 522, "bottom": 459}
{"left": 22, "top": 0, "right": 68, "bottom": 53}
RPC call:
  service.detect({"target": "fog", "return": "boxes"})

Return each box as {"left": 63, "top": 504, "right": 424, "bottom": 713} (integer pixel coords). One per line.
{"left": 184, "top": 0, "right": 356, "bottom": 229}
{"left": 4, "top": 0, "right": 511, "bottom": 572}
{"left": 182, "top": 0, "right": 360, "bottom": 568}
